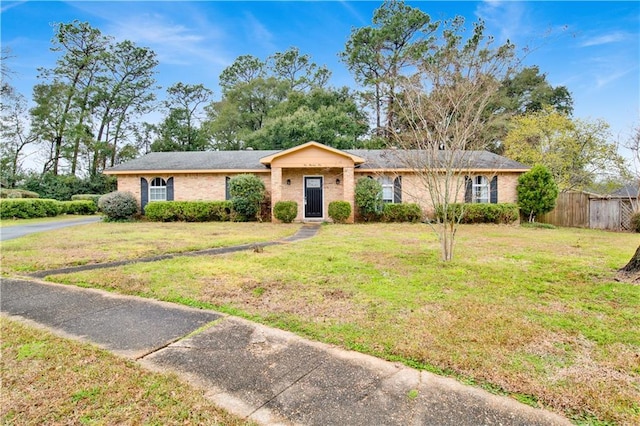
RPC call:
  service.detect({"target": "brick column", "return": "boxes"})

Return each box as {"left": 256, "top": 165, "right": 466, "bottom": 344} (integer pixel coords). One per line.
{"left": 271, "top": 167, "right": 282, "bottom": 222}
{"left": 343, "top": 166, "right": 355, "bottom": 223}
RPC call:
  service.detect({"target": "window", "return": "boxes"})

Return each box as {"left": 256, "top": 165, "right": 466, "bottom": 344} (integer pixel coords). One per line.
{"left": 149, "top": 177, "right": 167, "bottom": 201}
{"left": 225, "top": 176, "right": 231, "bottom": 200}
{"left": 378, "top": 176, "right": 394, "bottom": 203}
{"left": 472, "top": 176, "right": 489, "bottom": 203}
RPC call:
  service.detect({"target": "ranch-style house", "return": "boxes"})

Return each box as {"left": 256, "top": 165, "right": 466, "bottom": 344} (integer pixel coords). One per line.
{"left": 104, "top": 141, "right": 530, "bottom": 223}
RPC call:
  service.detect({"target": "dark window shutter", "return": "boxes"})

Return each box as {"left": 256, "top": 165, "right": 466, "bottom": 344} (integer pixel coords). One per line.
{"left": 393, "top": 176, "right": 402, "bottom": 203}
{"left": 225, "top": 177, "right": 231, "bottom": 200}
{"left": 464, "top": 176, "right": 472, "bottom": 203}
{"left": 490, "top": 176, "right": 498, "bottom": 203}
{"left": 166, "top": 177, "right": 174, "bottom": 201}
{"left": 140, "top": 178, "right": 149, "bottom": 213}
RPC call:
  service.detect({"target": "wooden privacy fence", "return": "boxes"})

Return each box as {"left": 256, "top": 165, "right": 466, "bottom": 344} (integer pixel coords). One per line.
{"left": 538, "top": 191, "right": 638, "bottom": 231}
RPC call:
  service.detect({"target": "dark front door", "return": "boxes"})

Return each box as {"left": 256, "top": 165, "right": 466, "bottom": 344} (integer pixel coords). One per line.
{"left": 304, "top": 177, "right": 323, "bottom": 218}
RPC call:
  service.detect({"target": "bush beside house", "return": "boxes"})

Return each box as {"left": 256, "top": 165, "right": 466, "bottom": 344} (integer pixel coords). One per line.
{"left": 328, "top": 201, "right": 352, "bottom": 223}
{"left": 98, "top": 191, "right": 138, "bottom": 221}
{"left": 273, "top": 201, "right": 298, "bottom": 223}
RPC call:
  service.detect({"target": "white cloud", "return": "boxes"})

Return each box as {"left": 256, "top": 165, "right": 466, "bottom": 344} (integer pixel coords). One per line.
{"left": 581, "top": 31, "right": 627, "bottom": 47}
{"left": 242, "top": 12, "right": 275, "bottom": 52}
{"left": 475, "top": 0, "right": 529, "bottom": 43}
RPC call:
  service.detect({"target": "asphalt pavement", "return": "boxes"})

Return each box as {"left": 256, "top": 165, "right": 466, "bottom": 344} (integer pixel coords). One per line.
{"left": 0, "top": 216, "right": 102, "bottom": 241}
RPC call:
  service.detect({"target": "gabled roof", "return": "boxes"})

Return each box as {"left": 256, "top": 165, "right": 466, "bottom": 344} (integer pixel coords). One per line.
{"left": 259, "top": 141, "right": 365, "bottom": 166}
{"left": 104, "top": 143, "right": 530, "bottom": 174}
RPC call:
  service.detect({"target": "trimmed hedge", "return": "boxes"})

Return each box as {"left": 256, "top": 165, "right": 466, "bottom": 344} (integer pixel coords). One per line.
{"left": 0, "top": 199, "right": 64, "bottom": 219}
{"left": 61, "top": 200, "right": 98, "bottom": 215}
{"left": 144, "top": 201, "right": 233, "bottom": 222}
{"left": 71, "top": 194, "right": 102, "bottom": 207}
{"left": 435, "top": 203, "right": 519, "bottom": 224}
{"left": 0, "top": 188, "right": 40, "bottom": 199}
{"left": 328, "top": 201, "right": 352, "bottom": 223}
{"left": 382, "top": 203, "right": 422, "bottom": 223}
{"left": 273, "top": 201, "right": 298, "bottom": 223}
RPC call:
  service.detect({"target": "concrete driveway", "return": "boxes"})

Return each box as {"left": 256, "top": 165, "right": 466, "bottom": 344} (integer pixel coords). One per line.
{"left": 0, "top": 216, "right": 101, "bottom": 241}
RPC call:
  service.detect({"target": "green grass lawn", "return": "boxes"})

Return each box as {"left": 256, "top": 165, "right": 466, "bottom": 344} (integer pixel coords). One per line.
{"left": 1, "top": 318, "right": 253, "bottom": 425}
{"left": 3, "top": 222, "right": 638, "bottom": 424}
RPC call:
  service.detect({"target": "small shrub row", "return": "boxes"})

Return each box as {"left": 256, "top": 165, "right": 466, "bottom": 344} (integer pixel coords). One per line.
{"left": 61, "top": 200, "right": 98, "bottom": 215}
{"left": 0, "top": 199, "right": 64, "bottom": 219}
{"left": 71, "top": 194, "right": 102, "bottom": 207}
{"left": 329, "top": 201, "right": 352, "bottom": 223}
{"left": 273, "top": 201, "right": 298, "bottom": 223}
{"left": 144, "top": 201, "right": 233, "bottom": 222}
{"left": 381, "top": 203, "right": 422, "bottom": 223}
{"left": 0, "top": 188, "right": 40, "bottom": 199}
{"left": 435, "top": 203, "right": 519, "bottom": 224}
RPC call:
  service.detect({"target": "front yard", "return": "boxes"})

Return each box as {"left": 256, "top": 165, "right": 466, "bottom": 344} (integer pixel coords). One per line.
{"left": 2, "top": 221, "right": 638, "bottom": 424}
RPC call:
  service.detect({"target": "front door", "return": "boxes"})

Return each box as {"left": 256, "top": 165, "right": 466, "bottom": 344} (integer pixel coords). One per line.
{"left": 304, "top": 176, "right": 323, "bottom": 218}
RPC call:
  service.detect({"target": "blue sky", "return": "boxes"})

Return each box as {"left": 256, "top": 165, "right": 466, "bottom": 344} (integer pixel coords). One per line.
{"left": 2, "top": 1, "right": 639, "bottom": 157}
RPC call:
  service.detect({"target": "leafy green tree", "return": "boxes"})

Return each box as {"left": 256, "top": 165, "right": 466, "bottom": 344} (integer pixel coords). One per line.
{"left": 516, "top": 164, "right": 559, "bottom": 222}
{"left": 245, "top": 87, "right": 368, "bottom": 150}
{"left": 340, "top": 0, "right": 438, "bottom": 137}
{"left": 34, "top": 21, "right": 110, "bottom": 175}
{"left": 483, "top": 66, "right": 573, "bottom": 153}
{"left": 206, "top": 48, "right": 333, "bottom": 150}
{"left": 504, "top": 108, "right": 627, "bottom": 191}
{"left": 1, "top": 81, "right": 36, "bottom": 187}
{"left": 152, "top": 83, "right": 212, "bottom": 152}
{"left": 91, "top": 40, "right": 158, "bottom": 172}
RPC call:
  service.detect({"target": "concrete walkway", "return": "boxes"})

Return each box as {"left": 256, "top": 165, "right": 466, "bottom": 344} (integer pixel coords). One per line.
{"left": 1, "top": 223, "right": 571, "bottom": 425}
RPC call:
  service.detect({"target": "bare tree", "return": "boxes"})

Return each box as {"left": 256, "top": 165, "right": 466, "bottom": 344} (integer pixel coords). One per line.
{"left": 389, "top": 17, "right": 521, "bottom": 261}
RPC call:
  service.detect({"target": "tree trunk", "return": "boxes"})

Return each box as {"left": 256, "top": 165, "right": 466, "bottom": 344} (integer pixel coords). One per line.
{"left": 620, "top": 245, "right": 640, "bottom": 272}
{"left": 616, "top": 245, "right": 640, "bottom": 283}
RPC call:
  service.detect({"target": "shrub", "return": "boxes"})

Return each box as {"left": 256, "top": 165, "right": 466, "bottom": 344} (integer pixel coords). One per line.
{"left": 382, "top": 203, "right": 422, "bottom": 223}
{"left": 435, "top": 203, "right": 519, "bottom": 224}
{"left": 328, "top": 201, "right": 352, "bottom": 223}
{"left": 71, "top": 194, "right": 102, "bottom": 208}
{"left": 229, "top": 174, "right": 266, "bottom": 222}
{"left": 517, "top": 165, "right": 559, "bottom": 222}
{"left": 61, "top": 200, "right": 98, "bottom": 215}
{"left": 273, "top": 201, "right": 298, "bottom": 223}
{"left": 631, "top": 211, "right": 640, "bottom": 233}
{"left": 21, "top": 172, "right": 116, "bottom": 201}
{"left": 0, "top": 199, "right": 64, "bottom": 219}
{"left": 98, "top": 191, "right": 138, "bottom": 221}
{"left": 0, "top": 189, "right": 40, "bottom": 199}
{"left": 354, "top": 177, "right": 383, "bottom": 222}
{"left": 144, "top": 201, "right": 232, "bottom": 222}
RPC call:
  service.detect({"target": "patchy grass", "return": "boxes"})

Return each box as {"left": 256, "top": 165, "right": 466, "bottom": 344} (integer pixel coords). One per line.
{"left": 0, "top": 317, "right": 252, "bottom": 425}
{"left": 0, "top": 221, "right": 297, "bottom": 273}
{"left": 7, "top": 223, "right": 640, "bottom": 424}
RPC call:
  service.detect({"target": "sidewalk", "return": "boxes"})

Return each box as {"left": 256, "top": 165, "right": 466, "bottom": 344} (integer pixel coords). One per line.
{"left": 2, "top": 276, "right": 570, "bottom": 425}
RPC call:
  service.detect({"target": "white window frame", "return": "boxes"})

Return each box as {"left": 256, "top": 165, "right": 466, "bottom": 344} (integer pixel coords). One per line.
{"left": 473, "top": 175, "right": 490, "bottom": 203}
{"left": 378, "top": 176, "right": 394, "bottom": 203}
{"left": 149, "top": 177, "right": 167, "bottom": 202}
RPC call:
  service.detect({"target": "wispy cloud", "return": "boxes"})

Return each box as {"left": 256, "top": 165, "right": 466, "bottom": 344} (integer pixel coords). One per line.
{"left": 0, "top": 0, "right": 26, "bottom": 14}
{"left": 242, "top": 12, "right": 275, "bottom": 52}
{"left": 581, "top": 31, "right": 627, "bottom": 47}
{"left": 475, "top": 0, "right": 529, "bottom": 43}
{"left": 68, "top": 2, "right": 230, "bottom": 68}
